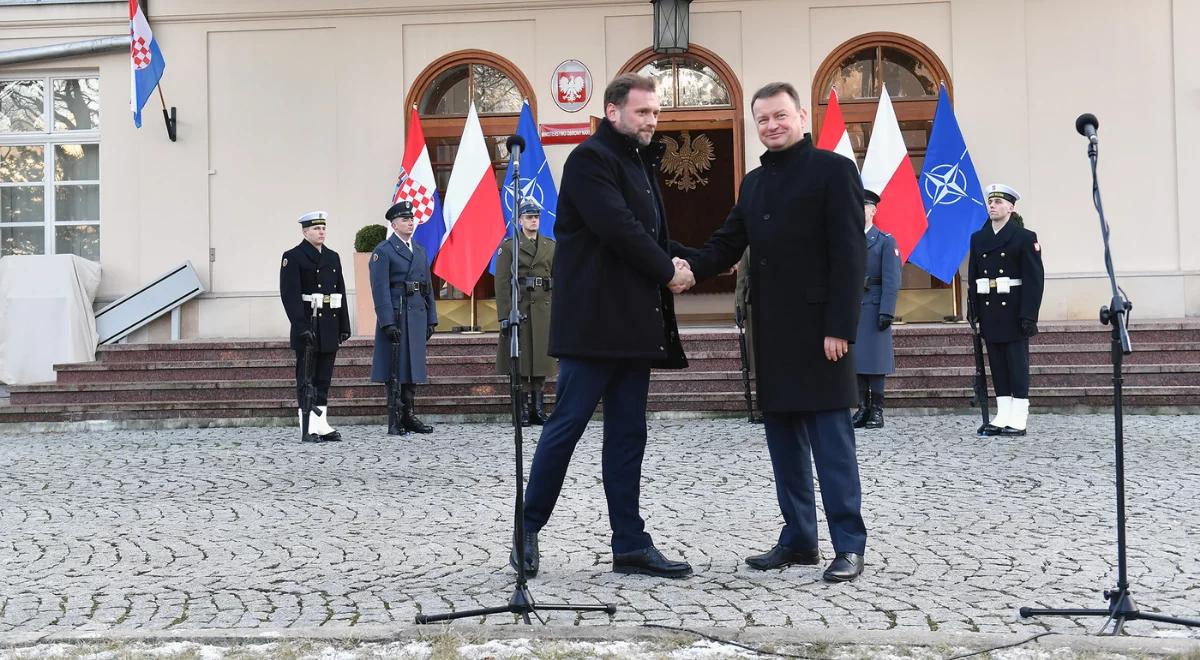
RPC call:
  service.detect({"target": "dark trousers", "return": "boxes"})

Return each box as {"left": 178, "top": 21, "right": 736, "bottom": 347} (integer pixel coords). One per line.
{"left": 856, "top": 374, "right": 885, "bottom": 397}
{"left": 762, "top": 409, "right": 867, "bottom": 554}
{"left": 295, "top": 349, "right": 336, "bottom": 407}
{"left": 985, "top": 339, "right": 1030, "bottom": 397}
{"left": 523, "top": 357, "right": 654, "bottom": 554}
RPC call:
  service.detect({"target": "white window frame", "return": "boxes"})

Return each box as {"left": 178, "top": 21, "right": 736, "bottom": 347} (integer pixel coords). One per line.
{"left": 0, "top": 71, "right": 101, "bottom": 259}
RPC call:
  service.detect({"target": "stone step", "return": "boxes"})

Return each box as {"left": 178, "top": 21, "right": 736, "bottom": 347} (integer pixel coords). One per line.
{"left": 4, "top": 386, "right": 1198, "bottom": 425}
{"left": 889, "top": 320, "right": 1200, "bottom": 348}
{"left": 52, "top": 353, "right": 747, "bottom": 384}
{"left": 895, "top": 342, "right": 1200, "bottom": 367}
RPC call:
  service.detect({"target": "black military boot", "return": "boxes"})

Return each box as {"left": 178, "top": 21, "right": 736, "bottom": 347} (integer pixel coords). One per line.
{"left": 530, "top": 390, "right": 549, "bottom": 425}
{"left": 386, "top": 383, "right": 406, "bottom": 436}
{"left": 864, "top": 392, "right": 885, "bottom": 429}
{"left": 519, "top": 391, "right": 532, "bottom": 427}
{"left": 400, "top": 384, "right": 434, "bottom": 434}
{"left": 851, "top": 388, "right": 869, "bottom": 429}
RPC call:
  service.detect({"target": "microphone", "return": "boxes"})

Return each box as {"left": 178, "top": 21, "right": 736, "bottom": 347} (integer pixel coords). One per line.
{"left": 1075, "top": 113, "right": 1099, "bottom": 145}
{"left": 506, "top": 134, "right": 526, "bottom": 159}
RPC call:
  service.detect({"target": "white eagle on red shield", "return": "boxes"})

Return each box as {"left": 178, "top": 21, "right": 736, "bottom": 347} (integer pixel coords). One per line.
{"left": 558, "top": 74, "right": 586, "bottom": 103}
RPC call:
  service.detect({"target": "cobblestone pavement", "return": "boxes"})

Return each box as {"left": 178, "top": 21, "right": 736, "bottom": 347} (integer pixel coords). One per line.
{"left": 1, "top": 415, "right": 1198, "bottom": 640}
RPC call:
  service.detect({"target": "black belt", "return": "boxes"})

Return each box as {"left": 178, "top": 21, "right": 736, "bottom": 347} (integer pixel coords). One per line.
{"left": 864, "top": 277, "right": 882, "bottom": 290}
{"left": 402, "top": 281, "right": 430, "bottom": 295}
{"left": 520, "top": 276, "right": 552, "bottom": 291}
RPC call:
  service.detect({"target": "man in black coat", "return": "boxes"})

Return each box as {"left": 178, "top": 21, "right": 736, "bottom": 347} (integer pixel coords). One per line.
{"left": 967, "top": 184, "right": 1044, "bottom": 436}
{"left": 685, "top": 82, "right": 869, "bottom": 582}
{"left": 514, "top": 73, "right": 697, "bottom": 579}
{"left": 280, "top": 211, "right": 351, "bottom": 442}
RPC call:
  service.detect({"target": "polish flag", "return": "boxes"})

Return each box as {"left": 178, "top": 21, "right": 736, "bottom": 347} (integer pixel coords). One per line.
{"left": 433, "top": 103, "right": 507, "bottom": 293}
{"left": 861, "top": 83, "right": 928, "bottom": 261}
{"left": 815, "top": 88, "right": 856, "bottom": 165}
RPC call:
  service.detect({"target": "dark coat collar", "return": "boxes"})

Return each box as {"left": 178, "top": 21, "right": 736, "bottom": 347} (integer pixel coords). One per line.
{"left": 594, "top": 118, "right": 666, "bottom": 164}
{"left": 388, "top": 233, "right": 414, "bottom": 263}
{"left": 977, "top": 218, "right": 1019, "bottom": 251}
{"left": 866, "top": 225, "right": 881, "bottom": 246}
{"left": 298, "top": 239, "right": 325, "bottom": 263}
{"left": 759, "top": 135, "right": 814, "bottom": 168}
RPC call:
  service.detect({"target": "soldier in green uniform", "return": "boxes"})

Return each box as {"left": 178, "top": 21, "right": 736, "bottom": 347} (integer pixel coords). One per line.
{"left": 496, "top": 202, "right": 556, "bottom": 425}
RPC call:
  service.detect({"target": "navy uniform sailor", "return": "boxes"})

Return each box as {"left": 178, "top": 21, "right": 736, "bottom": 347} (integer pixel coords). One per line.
{"left": 368, "top": 200, "right": 438, "bottom": 435}
{"left": 967, "top": 184, "right": 1045, "bottom": 436}
{"left": 495, "top": 201, "right": 557, "bottom": 426}
{"left": 852, "top": 189, "right": 902, "bottom": 430}
{"left": 279, "top": 210, "right": 351, "bottom": 442}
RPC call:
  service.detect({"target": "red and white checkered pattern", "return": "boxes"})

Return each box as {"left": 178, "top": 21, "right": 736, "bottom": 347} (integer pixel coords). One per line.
{"left": 131, "top": 36, "right": 152, "bottom": 70}
{"left": 395, "top": 176, "right": 436, "bottom": 226}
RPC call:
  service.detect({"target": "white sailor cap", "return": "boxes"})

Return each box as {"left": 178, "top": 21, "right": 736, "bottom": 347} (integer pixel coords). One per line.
{"left": 298, "top": 211, "right": 328, "bottom": 227}
{"left": 985, "top": 184, "right": 1020, "bottom": 204}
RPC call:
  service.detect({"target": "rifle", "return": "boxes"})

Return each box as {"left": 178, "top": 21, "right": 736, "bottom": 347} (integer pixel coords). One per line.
{"left": 299, "top": 301, "right": 319, "bottom": 442}
{"left": 387, "top": 333, "right": 403, "bottom": 435}
{"left": 967, "top": 302, "right": 991, "bottom": 435}
{"left": 734, "top": 305, "right": 756, "bottom": 423}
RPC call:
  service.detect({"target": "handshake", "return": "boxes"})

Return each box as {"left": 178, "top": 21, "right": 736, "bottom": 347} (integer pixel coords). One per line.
{"left": 669, "top": 258, "right": 696, "bottom": 294}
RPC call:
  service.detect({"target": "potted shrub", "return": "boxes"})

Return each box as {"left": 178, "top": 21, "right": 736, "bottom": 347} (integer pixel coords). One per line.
{"left": 353, "top": 224, "right": 387, "bottom": 336}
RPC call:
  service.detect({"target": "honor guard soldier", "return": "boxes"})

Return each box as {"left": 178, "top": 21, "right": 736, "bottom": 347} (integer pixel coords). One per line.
{"left": 495, "top": 201, "right": 556, "bottom": 426}
{"left": 279, "top": 210, "right": 351, "bottom": 442}
{"left": 852, "top": 189, "right": 902, "bottom": 429}
{"left": 967, "top": 184, "right": 1045, "bottom": 436}
{"left": 368, "top": 200, "right": 437, "bottom": 435}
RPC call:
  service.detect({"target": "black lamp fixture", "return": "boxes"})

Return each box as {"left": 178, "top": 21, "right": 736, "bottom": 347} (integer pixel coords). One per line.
{"left": 651, "top": 0, "right": 692, "bottom": 54}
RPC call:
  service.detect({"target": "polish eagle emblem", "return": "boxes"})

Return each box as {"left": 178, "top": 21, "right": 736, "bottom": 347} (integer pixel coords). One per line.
{"left": 558, "top": 74, "right": 586, "bottom": 103}
{"left": 659, "top": 131, "right": 715, "bottom": 191}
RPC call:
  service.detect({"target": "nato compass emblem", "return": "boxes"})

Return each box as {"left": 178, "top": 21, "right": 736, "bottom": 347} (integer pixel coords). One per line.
{"left": 922, "top": 149, "right": 983, "bottom": 210}
{"left": 503, "top": 175, "right": 549, "bottom": 217}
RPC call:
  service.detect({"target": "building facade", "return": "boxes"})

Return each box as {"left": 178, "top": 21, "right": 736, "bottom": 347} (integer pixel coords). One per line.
{"left": 1, "top": 0, "right": 1196, "bottom": 341}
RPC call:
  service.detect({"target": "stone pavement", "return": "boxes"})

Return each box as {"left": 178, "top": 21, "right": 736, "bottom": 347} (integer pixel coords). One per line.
{"left": 1, "top": 414, "right": 1198, "bottom": 644}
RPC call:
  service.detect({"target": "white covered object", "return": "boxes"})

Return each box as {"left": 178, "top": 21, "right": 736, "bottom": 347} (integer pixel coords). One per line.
{"left": 0, "top": 255, "right": 101, "bottom": 384}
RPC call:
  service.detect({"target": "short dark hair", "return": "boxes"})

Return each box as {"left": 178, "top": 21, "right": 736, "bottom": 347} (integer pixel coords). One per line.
{"left": 751, "top": 82, "right": 801, "bottom": 110}
{"left": 604, "top": 73, "right": 657, "bottom": 108}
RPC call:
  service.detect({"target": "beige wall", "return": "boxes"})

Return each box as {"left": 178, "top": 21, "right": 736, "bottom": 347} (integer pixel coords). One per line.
{"left": 0, "top": 0, "right": 1192, "bottom": 340}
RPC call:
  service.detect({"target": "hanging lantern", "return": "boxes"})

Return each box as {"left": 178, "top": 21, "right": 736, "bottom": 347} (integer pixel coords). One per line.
{"left": 651, "top": 0, "right": 692, "bottom": 54}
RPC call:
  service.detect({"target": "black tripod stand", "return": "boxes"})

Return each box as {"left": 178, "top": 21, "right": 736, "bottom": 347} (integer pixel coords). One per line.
{"left": 1019, "top": 115, "right": 1200, "bottom": 635}
{"left": 414, "top": 135, "right": 615, "bottom": 624}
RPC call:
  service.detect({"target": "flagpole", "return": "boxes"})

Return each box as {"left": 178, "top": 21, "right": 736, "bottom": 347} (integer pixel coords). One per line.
{"left": 156, "top": 82, "right": 177, "bottom": 142}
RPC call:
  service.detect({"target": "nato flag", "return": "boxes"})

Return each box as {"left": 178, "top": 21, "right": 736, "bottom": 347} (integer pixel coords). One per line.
{"left": 908, "top": 85, "right": 986, "bottom": 284}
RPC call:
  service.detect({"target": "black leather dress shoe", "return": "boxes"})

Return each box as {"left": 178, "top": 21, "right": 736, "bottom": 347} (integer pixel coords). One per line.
{"left": 999, "top": 426, "right": 1026, "bottom": 436}
{"left": 979, "top": 423, "right": 1003, "bottom": 436}
{"left": 508, "top": 531, "right": 539, "bottom": 577}
{"left": 613, "top": 546, "right": 692, "bottom": 578}
{"left": 744, "top": 544, "right": 821, "bottom": 570}
{"left": 822, "top": 552, "right": 865, "bottom": 582}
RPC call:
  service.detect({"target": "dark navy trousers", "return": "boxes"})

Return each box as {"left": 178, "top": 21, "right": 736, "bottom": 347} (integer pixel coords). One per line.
{"left": 522, "top": 357, "right": 654, "bottom": 554}
{"left": 985, "top": 339, "right": 1030, "bottom": 397}
{"left": 762, "top": 409, "right": 867, "bottom": 554}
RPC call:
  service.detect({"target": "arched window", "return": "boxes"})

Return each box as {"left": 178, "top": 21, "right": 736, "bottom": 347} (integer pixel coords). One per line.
{"left": 405, "top": 51, "right": 535, "bottom": 306}
{"left": 636, "top": 57, "right": 731, "bottom": 109}
{"left": 813, "top": 33, "right": 958, "bottom": 321}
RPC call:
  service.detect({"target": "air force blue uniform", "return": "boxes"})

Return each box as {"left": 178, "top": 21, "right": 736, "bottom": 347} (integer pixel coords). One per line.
{"left": 368, "top": 234, "right": 436, "bottom": 384}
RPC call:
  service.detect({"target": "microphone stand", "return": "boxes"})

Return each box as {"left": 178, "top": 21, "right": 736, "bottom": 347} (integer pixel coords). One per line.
{"left": 414, "top": 141, "right": 615, "bottom": 625}
{"left": 1018, "top": 133, "right": 1200, "bottom": 634}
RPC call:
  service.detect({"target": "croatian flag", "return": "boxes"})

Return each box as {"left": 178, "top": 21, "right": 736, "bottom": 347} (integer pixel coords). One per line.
{"left": 433, "top": 102, "right": 507, "bottom": 293}
{"left": 129, "top": 0, "right": 165, "bottom": 128}
{"left": 393, "top": 107, "right": 446, "bottom": 265}
{"left": 488, "top": 101, "right": 558, "bottom": 274}
{"left": 861, "top": 83, "right": 928, "bottom": 261}
{"left": 908, "top": 85, "right": 986, "bottom": 283}
{"left": 815, "top": 88, "right": 856, "bottom": 165}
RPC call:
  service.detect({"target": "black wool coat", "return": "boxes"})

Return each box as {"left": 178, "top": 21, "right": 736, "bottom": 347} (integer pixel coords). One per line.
{"left": 279, "top": 240, "right": 351, "bottom": 353}
{"left": 967, "top": 220, "right": 1045, "bottom": 343}
{"left": 548, "top": 118, "right": 694, "bottom": 368}
{"left": 688, "top": 137, "right": 866, "bottom": 412}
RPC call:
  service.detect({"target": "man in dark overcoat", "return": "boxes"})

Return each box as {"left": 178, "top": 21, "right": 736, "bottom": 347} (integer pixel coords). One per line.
{"left": 684, "top": 82, "right": 869, "bottom": 582}
{"left": 967, "top": 183, "right": 1044, "bottom": 436}
{"left": 368, "top": 200, "right": 437, "bottom": 435}
{"left": 496, "top": 202, "right": 556, "bottom": 426}
{"left": 852, "top": 189, "right": 902, "bottom": 430}
{"left": 279, "top": 211, "right": 351, "bottom": 442}
{"left": 514, "top": 73, "right": 697, "bottom": 580}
